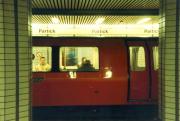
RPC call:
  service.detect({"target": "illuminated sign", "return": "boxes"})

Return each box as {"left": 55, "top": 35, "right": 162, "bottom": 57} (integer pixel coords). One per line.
{"left": 32, "top": 24, "right": 159, "bottom": 37}
{"left": 39, "top": 29, "right": 56, "bottom": 34}
{"left": 144, "top": 29, "right": 158, "bottom": 34}
{"left": 92, "top": 29, "right": 108, "bottom": 34}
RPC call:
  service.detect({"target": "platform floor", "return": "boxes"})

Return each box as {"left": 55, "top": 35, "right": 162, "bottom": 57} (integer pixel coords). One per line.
{"left": 33, "top": 116, "right": 161, "bottom": 121}
{"left": 33, "top": 105, "right": 160, "bottom": 121}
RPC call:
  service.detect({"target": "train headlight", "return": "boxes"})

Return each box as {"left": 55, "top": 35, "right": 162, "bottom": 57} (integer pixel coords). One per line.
{"left": 104, "top": 70, "right": 112, "bottom": 78}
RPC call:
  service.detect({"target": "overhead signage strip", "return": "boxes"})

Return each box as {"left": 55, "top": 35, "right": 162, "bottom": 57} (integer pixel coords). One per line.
{"left": 32, "top": 24, "right": 159, "bottom": 37}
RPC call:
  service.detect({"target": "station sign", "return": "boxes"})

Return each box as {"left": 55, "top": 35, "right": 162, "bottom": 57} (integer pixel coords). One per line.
{"left": 32, "top": 24, "right": 159, "bottom": 37}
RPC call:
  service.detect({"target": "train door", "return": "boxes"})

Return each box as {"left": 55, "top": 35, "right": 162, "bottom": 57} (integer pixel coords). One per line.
{"left": 148, "top": 42, "right": 159, "bottom": 101}
{"left": 127, "top": 41, "right": 158, "bottom": 102}
{"left": 32, "top": 46, "right": 53, "bottom": 105}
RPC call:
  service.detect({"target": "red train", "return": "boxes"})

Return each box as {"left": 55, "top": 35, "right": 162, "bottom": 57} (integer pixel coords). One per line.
{"left": 32, "top": 37, "right": 158, "bottom": 107}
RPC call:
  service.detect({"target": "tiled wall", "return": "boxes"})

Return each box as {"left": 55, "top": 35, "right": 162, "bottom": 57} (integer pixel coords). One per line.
{"left": 159, "top": 0, "right": 180, "bottom": 121}
{"left": 0, "top": 0, "right": 31, "bottom": 121}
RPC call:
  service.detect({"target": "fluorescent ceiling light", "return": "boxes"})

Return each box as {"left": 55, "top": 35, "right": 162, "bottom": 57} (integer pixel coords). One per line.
{"left": 137, "top": 18, "right": 151, "bottom": 24}
{"left": 51, "top": 17, "right": 59, "bottom": 24}
{"left": 95, "top": 18, "right": 105, "bottom": 25}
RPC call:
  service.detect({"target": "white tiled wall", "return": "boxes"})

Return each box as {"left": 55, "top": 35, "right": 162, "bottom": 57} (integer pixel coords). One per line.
{"left": 160, "top": 0, "right": 180, "bottom": 121}
{"left": 0, "top": 0, "right": 31, "bottom": 121}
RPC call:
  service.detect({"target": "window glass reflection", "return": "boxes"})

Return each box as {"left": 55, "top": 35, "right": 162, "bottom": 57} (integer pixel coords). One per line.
{"left": 129, "top": 46, "right": 146, "bottom": 71}
{"left": 32, "top": 47, "right": 52, "bottom": 72}
{"left": 153, "top": 46, "right": 159, "bottom": 70}
{"left": 60, "top": 47, "right": 99, "bottom": 72}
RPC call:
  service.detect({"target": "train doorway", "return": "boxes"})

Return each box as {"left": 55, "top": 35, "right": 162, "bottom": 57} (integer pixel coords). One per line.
{"left": 127, "top": 41, "right": 158, "bottom": 102}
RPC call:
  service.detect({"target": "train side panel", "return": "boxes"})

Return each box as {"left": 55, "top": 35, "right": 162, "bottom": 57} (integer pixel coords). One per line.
{"left": 32, "top": 39, "right": 129, "bottom": 106}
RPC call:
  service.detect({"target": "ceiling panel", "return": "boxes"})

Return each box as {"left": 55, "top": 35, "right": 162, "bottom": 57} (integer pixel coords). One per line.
{"left": 32, "top": 0, "right": 159, "bottom": 9}
{"left": 32, "top": 0, "right": 159, "bottom": 25}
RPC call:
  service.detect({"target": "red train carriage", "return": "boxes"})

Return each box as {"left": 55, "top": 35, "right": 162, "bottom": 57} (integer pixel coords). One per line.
{"left": 32, "top": 37, "right": 158, "bottom": 108}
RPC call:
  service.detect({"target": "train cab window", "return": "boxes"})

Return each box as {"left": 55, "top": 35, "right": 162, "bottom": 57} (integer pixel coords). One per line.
{"left": 153, "top": 46, "right": 159, "bottom": 70}
{"left": 60, "top": 47, "right": 99, "bottom": 72}
{"left": 32, "top": 47, "right": 52, "bottom": 72}
{"left": 129, "top": 46, "right": 146, "bottom": 71}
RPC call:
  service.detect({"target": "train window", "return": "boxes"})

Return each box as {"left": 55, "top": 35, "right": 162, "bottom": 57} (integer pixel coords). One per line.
{"left": 32, "top": 47, "right": 52, "bottom": 72}
{"left": 60, "top": 47, "right": 99, "bottom": 72}
{"left": 153, "top": 46, "right": 159, "bottom": 70}
{"left": 129, "top": 46, "right": 146, "bottom": 71}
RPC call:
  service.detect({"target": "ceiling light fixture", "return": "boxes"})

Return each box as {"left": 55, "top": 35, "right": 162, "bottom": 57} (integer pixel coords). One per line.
{"left": 95, "top": 18, "right": 105, "bottom": 25}
{"left": 137, "top": 18, "right": 151, "bottom": 24}
{"left": 51, "top": 17, "right": 59, "bottom": 24}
